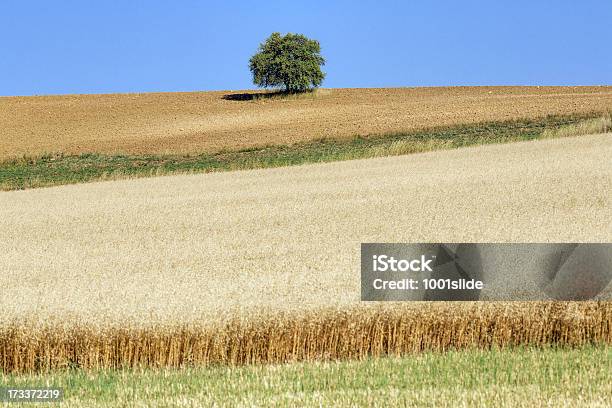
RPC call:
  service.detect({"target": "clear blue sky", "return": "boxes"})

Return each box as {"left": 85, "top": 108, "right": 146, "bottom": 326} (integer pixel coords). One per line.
{"left": 1, "top": 0, "right": 610, "bottom": 96}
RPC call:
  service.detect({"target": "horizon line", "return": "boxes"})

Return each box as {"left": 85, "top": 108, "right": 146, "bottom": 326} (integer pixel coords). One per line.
{"left": 2, "top": 84, "right": 612, "bottom": 98}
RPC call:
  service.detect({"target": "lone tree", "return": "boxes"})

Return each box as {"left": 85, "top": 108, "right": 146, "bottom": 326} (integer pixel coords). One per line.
{"left": 249, "top": 32, "right": 325, "bottom": 93}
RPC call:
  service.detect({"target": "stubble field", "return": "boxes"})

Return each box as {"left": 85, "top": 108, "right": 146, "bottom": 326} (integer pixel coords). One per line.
{"left": 2, "top": 86, "right": 612, "bottom": 160}
{"left": 4, "top": 347, "right": 611, "bottom": 407}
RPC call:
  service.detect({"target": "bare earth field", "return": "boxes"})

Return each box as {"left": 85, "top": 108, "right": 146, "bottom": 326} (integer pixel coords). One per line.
{"left": 1, "top": 134, "right": 610, "bottom": 324}
{"left": 1, "top": 86, "right": 612, "bottom": 160}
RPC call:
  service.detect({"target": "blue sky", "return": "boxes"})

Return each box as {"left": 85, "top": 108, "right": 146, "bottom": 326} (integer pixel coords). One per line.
{"left": 1, "top": 0, "right": 610, "bottom": 96}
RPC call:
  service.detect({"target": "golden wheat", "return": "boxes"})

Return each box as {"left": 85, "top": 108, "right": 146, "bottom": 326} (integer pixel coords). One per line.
{"left": 1, "top": 134, "right": 610, "bottom": 323}
{"left": 1, "top": 134, "right": 611, "bottom": 372}
{"left": 1, "top": 86, "right": 612, "bottom": 160}
{"left": 1, "top": 302, "right": 610, "bottom": 373}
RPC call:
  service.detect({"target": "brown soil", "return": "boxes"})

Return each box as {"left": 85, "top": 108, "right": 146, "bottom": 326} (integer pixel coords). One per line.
{"left": 1, "top": 86, "right": 611, "bottom": 160}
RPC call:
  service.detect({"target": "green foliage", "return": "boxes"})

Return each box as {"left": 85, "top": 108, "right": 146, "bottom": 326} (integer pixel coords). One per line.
{"left": 249, "top": 32, "right": 325, "bottom": 93}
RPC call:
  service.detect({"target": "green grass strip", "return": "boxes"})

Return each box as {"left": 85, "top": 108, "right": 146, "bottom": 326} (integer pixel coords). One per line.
{"left": 0, "top": 112, "right": 605, "bottom": 191}
{"left": 2, "top": 346, "right": 610, "bottom": 407}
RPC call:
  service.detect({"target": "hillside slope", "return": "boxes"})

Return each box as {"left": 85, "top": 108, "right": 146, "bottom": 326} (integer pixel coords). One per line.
{"left": 1, "top": 86, "right": 611, "bottom": 160}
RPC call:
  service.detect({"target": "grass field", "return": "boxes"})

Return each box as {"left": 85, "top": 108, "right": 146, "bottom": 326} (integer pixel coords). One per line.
{"left": 1, "top": 134, "right": 610, "bottom": 372}
{"left": 2, "top": 346, "right": 610, "bottom": 407}
{"left": 2, "top": 86, "right": 612, "bottom": 160}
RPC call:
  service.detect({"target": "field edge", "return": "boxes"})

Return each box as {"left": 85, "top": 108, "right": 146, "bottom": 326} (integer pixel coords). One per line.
{"left": 1, "top": 302, "right": 610, "bottom": 374}
{"left": 2, "top": 345, "right": 610, "bottom": 407}
{"left": 1, "top": 111, "right": 608, "bottom": 191}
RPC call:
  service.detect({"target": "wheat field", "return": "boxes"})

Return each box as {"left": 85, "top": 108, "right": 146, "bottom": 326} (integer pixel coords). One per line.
{"left": 1, "top": 134, "right": 611, "bottom": 372}
{"left": 1, "top": 86, "right": 612, "bottom": 160}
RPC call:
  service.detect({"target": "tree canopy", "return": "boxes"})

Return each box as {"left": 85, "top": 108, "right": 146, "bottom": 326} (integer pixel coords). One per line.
{"left": 249, "top": 33, "right": 325, "bottom": 93}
